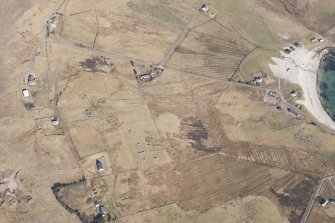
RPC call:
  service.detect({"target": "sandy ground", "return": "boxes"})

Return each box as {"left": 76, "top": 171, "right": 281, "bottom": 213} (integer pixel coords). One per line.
{"left": 269, "top": 45, "right": 335, "bottom": 130}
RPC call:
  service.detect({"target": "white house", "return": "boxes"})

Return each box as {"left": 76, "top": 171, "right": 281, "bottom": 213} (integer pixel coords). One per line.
{"left": 22, "top": 89, "right": 30, "bottom": 97}
{"left": 199, "top": 4, "right": 209, "bottom": 13}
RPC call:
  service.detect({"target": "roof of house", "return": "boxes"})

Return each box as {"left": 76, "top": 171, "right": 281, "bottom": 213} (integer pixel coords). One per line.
{"left": 287, "top": 108, "right": 300, "bottom": 117}
{"left": 99, "top": 205, "right": 106, "bottom": 213}
{"left": 199, "top": 4, "right": 209, "bottom": 12}
{"left": 22, "top": 89, "right": 30, "bottom": 97}
{"left": 201, "top": 4, "right": 208, "bottom": 9}
{"left": 96, "top": 159, "right": 104, "bottom": 171}
{"left": 290, "top": 90, "right": 297, "bottom": 96}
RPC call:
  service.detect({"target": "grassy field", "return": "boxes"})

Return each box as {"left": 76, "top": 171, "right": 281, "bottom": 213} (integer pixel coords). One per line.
{"left": 2, "top": 0, "right": 335, "bottom": 222}
{"left": 240, "top": 48, "right": 277, "bottom": 81}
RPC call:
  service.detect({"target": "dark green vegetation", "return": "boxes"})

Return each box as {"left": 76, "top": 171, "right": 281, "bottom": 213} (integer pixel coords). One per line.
{"left": 318, "top": 51, "right": 335, "bottom": 120}
{"left": 51, "top": 177, "right": 89, "bottom": 222}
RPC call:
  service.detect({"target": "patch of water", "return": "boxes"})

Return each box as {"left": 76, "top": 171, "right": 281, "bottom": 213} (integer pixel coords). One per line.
{"left": 317, "top": 52, "right": 335, "bottom": 120}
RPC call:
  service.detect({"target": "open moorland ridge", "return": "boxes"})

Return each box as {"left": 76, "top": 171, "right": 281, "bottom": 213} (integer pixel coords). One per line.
{"left": 1, "top": 0, "right": 335, "bottom": 222}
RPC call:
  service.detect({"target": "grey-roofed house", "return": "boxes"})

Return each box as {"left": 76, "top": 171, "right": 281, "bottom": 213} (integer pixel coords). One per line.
{"left": 96, "top": 159, "right": 104, "bottom": 172}
{"left": 287, "top": 107, "right": 300, "bottom": 118}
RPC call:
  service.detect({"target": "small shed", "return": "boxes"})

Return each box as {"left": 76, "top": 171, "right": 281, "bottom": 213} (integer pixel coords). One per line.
{"left": 93, "top": 188, "right": 97, "bottom": 195}
{"left": 290, "top": 90, "right": 297, "bottom": 97}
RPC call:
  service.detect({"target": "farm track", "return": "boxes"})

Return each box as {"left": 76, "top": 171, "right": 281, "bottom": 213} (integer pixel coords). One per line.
{"left": 253, "top": 0, "right": 284, "bottom": 18}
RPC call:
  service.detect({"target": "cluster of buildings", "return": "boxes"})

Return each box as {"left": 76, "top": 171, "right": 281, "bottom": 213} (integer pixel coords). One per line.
{"left": 51, "top": 116, "right": 60, "bottom": 126}
{"left": 137, "top": 66, "right": 164, "bottom": 82}
{"left": 251, "top": 74, "right": 268, "bottom": 85}
{"left": 319, "top": 196, "right": 335, "bottom": 207}
{"left": 138, "top": 69, "right": 159, "bottom": 82}
{"left": 22, "top": 74, "right": 38, "bottom": 99}
{"left": 48, "top": 13, "right": 62, "bottom": 34}
{"left": 283, "top": 42, "right": 301, "bottom": 54}
{"left": 94, "top": 200, "right": 107, "bottom": 219}
{"left": 92, "top": 158, "right": 114, "bottom": 223}
{"left": 311, "top": 37, "right": 324, "bottom": 43}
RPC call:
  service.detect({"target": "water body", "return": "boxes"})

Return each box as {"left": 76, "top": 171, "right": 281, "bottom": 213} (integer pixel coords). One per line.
{"left": 317, "top": 51, "right": 335, "bottom": 120}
